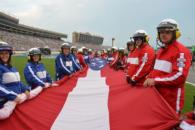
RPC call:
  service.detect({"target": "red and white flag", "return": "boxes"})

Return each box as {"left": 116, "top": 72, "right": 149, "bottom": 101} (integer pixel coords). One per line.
{"left": 0, "top": 60, "right": 180, "bottom": 130}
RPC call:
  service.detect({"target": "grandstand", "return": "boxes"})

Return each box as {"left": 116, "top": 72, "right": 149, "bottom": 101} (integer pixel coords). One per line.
{"left": 0, "top": 11, "right": 67, "bottom": 51}
{"left": 72, "top": 32, "right": 104, "bottom": 45}
{"left": 0, "top": 11, "right": 110, "bottom": 51}
{"left": 72, "top": 31, "right": 109, "bottom": 50}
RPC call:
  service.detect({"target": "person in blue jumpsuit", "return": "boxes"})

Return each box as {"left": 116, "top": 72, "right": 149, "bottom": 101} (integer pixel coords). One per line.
{"left": 24, "top": 48, "right": 58, "bottom": 90}
{"left": 107, "top": 48, "right": 114, "bottom": 63}
{"left": 70, "top": 46, "right": 78, "bottom": 56}
{"left": 0, "top": 41, "right": 30, "bottom": 119}
{"left": 70, "top": 46, "right": 82, "bottom": 70}
{"left": 82, "top": 47, "right": 91, "bottom": 64}
{"left": 55, "top": 43, "right": 81, "bottom": 80}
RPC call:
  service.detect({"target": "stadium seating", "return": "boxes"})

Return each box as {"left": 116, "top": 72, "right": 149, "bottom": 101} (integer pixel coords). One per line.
{"left": 0, "top": 30, "right": 64, "bottom": 51}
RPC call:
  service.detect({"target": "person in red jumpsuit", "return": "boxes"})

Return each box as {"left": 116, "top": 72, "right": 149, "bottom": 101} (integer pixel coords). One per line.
{"left": 115, "top": 48, "right": 126, "bottom": 70}
{"left": 126, "top": 30, "right": 155, "bottom": 86}
{"left": 144, "top": 19, "right": 192, "bottom": 113}
{"left": 124, "top": 39, "right": 136, "bottom": 72}
{"left": 101, "top": 49, "right": 107, "bottom": 59}
{"left": 110, "top": 46, "right": 119, "bottom": 68}
{"left": 77, "top": 48, "right": 87, "bottom": 68}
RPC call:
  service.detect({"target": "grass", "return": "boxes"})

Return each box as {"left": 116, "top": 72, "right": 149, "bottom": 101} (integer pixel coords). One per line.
{"left": 11, "top": 56, "right": 195, "bottom": 113}
{"left": 183, "top": 83, "right": 195, "bottom": 113}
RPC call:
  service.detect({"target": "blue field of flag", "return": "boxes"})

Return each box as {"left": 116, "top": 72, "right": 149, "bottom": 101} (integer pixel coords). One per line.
{"left": 89, "top": 58, "right": 107, "bottom": 70}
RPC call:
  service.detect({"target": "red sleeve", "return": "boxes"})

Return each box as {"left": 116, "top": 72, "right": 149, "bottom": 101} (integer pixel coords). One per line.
{"left": 154, "top": 51, "right": 192, "bottom": 87}
{"left": 132, "top": 49, "right": 155, "bottom": 82}
{"left": 122, "top": 56, "right": 127, "bottom": 66}
{"left": 110, "top": 52, "right": 119, "bottom": 67}
{"left": 77, "top": 54, "right": 87, "bottom": 68}
{"left": 124, "top": 53, "right": 131, "bottom": 70}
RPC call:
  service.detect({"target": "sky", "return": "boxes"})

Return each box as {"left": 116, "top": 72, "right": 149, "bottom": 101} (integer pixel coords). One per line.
{"left": 0, "top": 0, "right": 194, "bottom": 48}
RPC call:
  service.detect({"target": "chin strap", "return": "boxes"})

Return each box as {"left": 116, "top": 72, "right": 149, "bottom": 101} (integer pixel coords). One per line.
{"left": 156, "top": 38, "right": 166, "bottom": 49}
{"left": 157, "top": 31, "right": 175, "bottom": 49}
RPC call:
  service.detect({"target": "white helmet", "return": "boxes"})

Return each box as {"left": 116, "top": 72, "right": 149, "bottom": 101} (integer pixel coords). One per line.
{"left": 28, "top": 47, "right": 41, "bottom": 56}
{"left": 61, "top": 42, "right": 71, "bottom": 49}
{"left": 157, "top": 18, "right": 179, "bottom": 31}
{"left": 81, "top": 46, "right": 87, "bottom": 50}
{"left": 70, "top": 46, "right": 77, "bottom": 50}
{"left": 119, "top": 47, "right": 125, "bottom": 50}
{"left": 78, "top": 48, "right": 82, "bottom": 53}
{"left": 0, "top": 41, "right": 13, "bottom": 54}
{"left": 157, "top": 18, "right": 181, "bottom": 39}
{"left": 107, "top": 48, "right": 111, "bottom": 52}
{"left": 133, "top": 30, "right": 148, "bottom": 38}
{"left": 111, "top": 46, "right": 118, "bottom": 50}
{"left": 127, "top": 38, "right": 135, "bottom": 45}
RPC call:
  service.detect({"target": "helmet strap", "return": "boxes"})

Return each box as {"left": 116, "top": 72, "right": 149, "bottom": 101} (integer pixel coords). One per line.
{"left": 156, "top": 38, "right": 166, "bottom": 49}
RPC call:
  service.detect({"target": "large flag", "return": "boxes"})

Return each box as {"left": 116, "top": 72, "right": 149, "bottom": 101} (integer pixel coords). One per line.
{"left": 0, "top": 58, "right": 180, "bottom": 130}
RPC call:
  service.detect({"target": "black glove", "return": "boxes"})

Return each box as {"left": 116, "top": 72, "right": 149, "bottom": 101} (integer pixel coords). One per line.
{"left": 126, "top": 76, "right": 136, "bottom": 86}
{"left": 126, "top": 76, "right": 131, "bottom": 84}
{"left": 130, "top": 79, "right": 136, "bottom": 86}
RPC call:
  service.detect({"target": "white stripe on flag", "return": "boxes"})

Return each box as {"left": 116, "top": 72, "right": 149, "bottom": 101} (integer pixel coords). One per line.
{"left": 51, "top": 69, "right": 110, "bottom": 130}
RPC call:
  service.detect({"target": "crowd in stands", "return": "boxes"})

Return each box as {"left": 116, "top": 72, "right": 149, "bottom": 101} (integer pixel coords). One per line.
{"left": 0, "top": 30, "right": 64, "bottom": 51}
{"left": 0, "top": 30, "right": 110, "bottom": 52}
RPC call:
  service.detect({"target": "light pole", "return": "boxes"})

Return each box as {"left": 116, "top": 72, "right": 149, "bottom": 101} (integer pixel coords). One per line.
{"left": 112, "top": 38, "right": 115, "bottom": 47}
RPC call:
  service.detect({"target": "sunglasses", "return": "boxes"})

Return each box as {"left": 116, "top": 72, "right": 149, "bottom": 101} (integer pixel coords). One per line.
{"left": 158, "top": 28, "right": 174, "bottom": 34}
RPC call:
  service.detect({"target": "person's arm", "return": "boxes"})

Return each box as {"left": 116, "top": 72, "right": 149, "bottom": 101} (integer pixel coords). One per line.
{"left": 71, "top": 56, "right": 81, "bottom": 71}
{"left": 110, "top": 52, "right": 119, "bottom": 67}
{"left": 132, "top": 50, "right": 155, "bottom": 82}
{"left": 154, "top": 52, "right": 192, "bottom": 87}
{"left": 24, "top": 65, "right": 45, "bottom": 87}
{"left": 78, "top": 54, "right": 87, "bottom": 68}
{"left": 42, "top": 64, "right": 52, "bottom": 83}
{"left": 56, "top": 56, "right": 72, "bottom": 75}
{"left": 0, "top": 84, "right": 17, "bottom": 101}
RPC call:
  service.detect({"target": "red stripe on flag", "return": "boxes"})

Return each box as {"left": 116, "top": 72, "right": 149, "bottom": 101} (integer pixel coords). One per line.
{"left": 101, "top": 65, "right": 180, "bottom": 130}
{"left": 0, "top": 68, "right": 88, "bottom": 130}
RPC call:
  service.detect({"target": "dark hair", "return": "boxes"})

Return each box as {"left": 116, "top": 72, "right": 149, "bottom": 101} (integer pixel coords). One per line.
{"left": 127, "top": 42, "right": 135, "bottom": 51}
{"left": 71, "top": 49, "right": 77, "bottom": 54}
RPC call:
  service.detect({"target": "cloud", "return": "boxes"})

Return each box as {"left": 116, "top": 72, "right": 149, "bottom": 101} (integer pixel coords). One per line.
{"left": 0, "top": 0, "right": 194, "bottom": 46}
{"left": 76, "top": 3, "right": 85, "bottom": 8}
{"left": 14, "top": 5, "right": 42, "bottom": 23}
